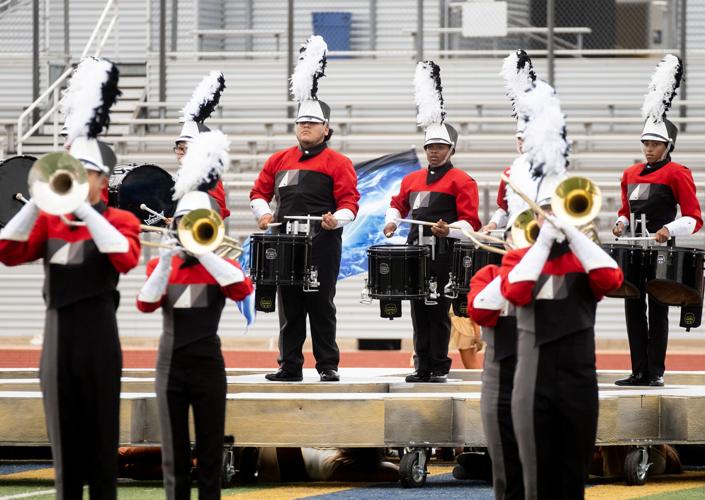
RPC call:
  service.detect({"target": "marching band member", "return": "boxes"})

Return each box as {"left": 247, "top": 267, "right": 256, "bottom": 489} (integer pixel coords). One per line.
{"left": 175, "top": 71, "right": 230, "bottom": 218}
{"left": 613, "top": 55, "right": 702, "bottom": 387}
{"left": 384, "top": 61, "right": 481, "bottom": 383}
{"left": 498, "top": 76, "right": 623, "bottom": 499}
{"left": 249, "top": 36, "right": 360, "bottom": 382}
{"left": 0, "top": 58, "right": 140, "bottom": 500}
{"left": 137, "top": 130, "right": 253, "bottom": 499}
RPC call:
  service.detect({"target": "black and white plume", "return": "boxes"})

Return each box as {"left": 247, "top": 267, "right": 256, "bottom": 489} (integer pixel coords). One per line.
{"left": 414, "top": 61, "right": 445, "bottom": 128}
{"left": 173, "top": 130, "right": 230, "bottom": 200}
{"left": 500, "top": 50, "right": 536, "bottom": 118}
{"left": 60, "top": 57, "right": 121, "bottom": 143}
{"left": 181, "top": 71, "right": 226, "bottom": 123}
{"left": 290, "top": 35, "right": 328, "bottom": 102}
{"left": 641, "top": 54, "right": 682, "bottom": 123}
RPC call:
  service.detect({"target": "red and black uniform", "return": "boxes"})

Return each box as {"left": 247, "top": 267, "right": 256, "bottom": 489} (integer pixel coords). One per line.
{"left": 500, "top": 243, "right": 622, "bottom": 499}
{"left": 617, "top": 157, "right": 702, "bottom": 380}
{"left": 467, "top": 264, "right": 522, "bottom": 499}
{"left": 209, "top": 180, "right": 230, "bottom": 219}
{"left": 250, "top": 143, "right": 359, "bottom": 375}
{"left": 0, "top": 203, "right": 140, "bottom": 500}
{"left": 390, "top": 162, "right": 480, "bottom": 375}
{"left": 488, "top": 166, "right": 511, "bottom": 228}
{"left": 137, "top": 255, "right": 252, "bottom": 500}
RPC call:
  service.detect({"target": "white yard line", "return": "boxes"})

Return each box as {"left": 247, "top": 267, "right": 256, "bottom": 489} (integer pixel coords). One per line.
{"left": 0, "top": 489, "right": 56, "bottom": 499}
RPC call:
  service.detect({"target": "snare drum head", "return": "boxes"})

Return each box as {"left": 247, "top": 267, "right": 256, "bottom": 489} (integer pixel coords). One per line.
{"left": 110, "top": 164, "right": 175, "bottom": 226}
{"left": 0, "top": 155, "right": 36, "bottom": 227}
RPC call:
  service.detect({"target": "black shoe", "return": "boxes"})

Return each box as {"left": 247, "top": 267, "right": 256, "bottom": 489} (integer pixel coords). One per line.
{"left": 264, "top": 369, "right": 303, "bottom": 382}
{"left": 452, "top": 464, "right": 470, "bottom": 480}
{"left": 429, "top": 373, "right": 448, "bottom": 383}
{"left": 648, "top": 376, "right": 664, "bottom": 387}
{"left": 405, "top": 371, "right": 431, "bottom": 383}
{"left": 319, "top": 369, "right": 340, "bottom": 382}
{"left": 615, "top": 373, "right": 647, "bottom": 386}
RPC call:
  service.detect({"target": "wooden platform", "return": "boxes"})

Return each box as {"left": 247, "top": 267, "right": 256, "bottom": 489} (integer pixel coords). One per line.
{"left": 2, "top": 369, "right": 705, "bottom": 448}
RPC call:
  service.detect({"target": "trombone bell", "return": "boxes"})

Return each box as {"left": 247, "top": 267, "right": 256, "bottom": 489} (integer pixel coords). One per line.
{"left": 28, "top": 152, "right": 89, "bottom": 215}
{"left": 177, "top": 208, "right": 225, "bottom": 256}
{"left": 511, "top": 208, "right": 540, "bottom": 249}
{"left": 551, "top": 176, "right": 602, "bottom": 226}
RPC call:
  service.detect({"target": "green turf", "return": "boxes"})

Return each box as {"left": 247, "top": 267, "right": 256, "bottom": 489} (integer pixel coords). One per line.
{"left": 640, "top": 486, "right": 705, "bottom": 499}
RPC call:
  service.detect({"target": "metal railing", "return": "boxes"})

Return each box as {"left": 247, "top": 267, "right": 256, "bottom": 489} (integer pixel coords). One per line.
{"left": 15, "top": 0, "right": 118, "bottom": 155}
{"left": 192, "top": 29, "right": 285, "bottom": 55}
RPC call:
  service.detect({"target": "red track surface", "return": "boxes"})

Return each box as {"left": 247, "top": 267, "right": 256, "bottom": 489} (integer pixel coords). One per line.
{"left": 1, "top": 348, "right": 705, "bottom": 370}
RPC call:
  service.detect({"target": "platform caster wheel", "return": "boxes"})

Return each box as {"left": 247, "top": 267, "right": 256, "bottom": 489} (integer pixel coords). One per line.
{"left": 625, "top": 447, "right": 651, "bottom": 486}
{"left": 221, "top": 437, "right": 236, "bottom": 488}
{"left": 399, "top": 449, "right": 427, "bottom": 488}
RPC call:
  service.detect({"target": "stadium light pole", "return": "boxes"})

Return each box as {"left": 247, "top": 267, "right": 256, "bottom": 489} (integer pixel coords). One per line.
{"left": 64, "top": 0, "right": 70, "bottom": 70}
{"left": 287, "top": 0, "right": 294, "bottom": 130}
{"left": 159, "top": 0, "right": 166, "bottom": 132}
{"left": 417, "top": 0, "right": 424, "bottom": 60}
{"left": 547, "top": 0, "right": 555, "bottom": 86}
{"left": 32, "top": 0, "right": 39, "bottom": 124}
{"left": 680, "top": 0, "right": 687, "bottom": 130}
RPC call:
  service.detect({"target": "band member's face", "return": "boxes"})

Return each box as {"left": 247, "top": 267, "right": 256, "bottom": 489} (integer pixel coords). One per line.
{"left": 515, "top": 137, "right": 524, "bottom": 154}
{"left": 425, "top": 143, "right": 452, "bottom": 167}
{"left": 86, "top": 170, "right": 108, "bottom": 205}
{"left": 174, "top": 141, "right": 188, "bottom": 164}
{"left": 641, "top": 140, "right": 668, "bottom": 164}
{"left": 536, "top": 206, "right": 554, "bottom": 227}
{"left": 296, "top": 121, "right": 328, "bottom": 148}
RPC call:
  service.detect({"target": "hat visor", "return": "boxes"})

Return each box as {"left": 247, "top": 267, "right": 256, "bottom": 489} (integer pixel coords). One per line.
{"left": 641, "top": 133, "right": 669, "bottom": 143}
{"left": 423, "top": 138, "right": 453, "bottom": 147}
{"left": 80, "top": 159, "right": 108, "bottom": 175}
{"left": 295, "top": 116, "right": 327, "bottom": 124}
{"left": 175, "top": 136, "right": 194, "bottom": 144}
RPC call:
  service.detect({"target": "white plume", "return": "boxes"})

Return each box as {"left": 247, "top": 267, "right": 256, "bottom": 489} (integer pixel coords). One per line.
{"left": 173, "top": 130, "right": 230, "bottom": 200}
{"left": 641, "top": 54, "right": 682, "bottom": 122}
{"left": 290, "top": 35, "right": 328, "bottom": 102}
{"left": 414, "top": 61, "right": 445, "bottom": 128}
{"left": 180, "top": 71, "right": 226, "bottom": 123}
{"left": 500, "top": 50, "right": 536, "bottom": 118}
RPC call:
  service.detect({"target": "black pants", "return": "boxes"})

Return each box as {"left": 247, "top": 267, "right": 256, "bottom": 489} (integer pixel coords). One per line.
{"left": 156, "top": 335, "right": 227, "bottom": 500}
{"left": 625, "top": 279, "right": 669, "bottom": 379}
{"left": 512, "top": 328, "right": 598, "bottom": 500}
{"left": 410, "top": 250, "right": 452, "bottom": 374}
{"left": 277, "top": 230, "right": 341, "bottom": 374}
{"left": 40, "top": 294, "right": 122, "bottom": 500}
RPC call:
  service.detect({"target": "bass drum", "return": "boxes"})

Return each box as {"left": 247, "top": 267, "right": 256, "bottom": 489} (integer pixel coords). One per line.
{"left": 647, "top": 247, "right": 705, "bottom": 306}
{"left": 0, "top": 155, "right": 36, "bottom": 227}
{"left": 109, "top": 164, "right": 175, "bottom": 226}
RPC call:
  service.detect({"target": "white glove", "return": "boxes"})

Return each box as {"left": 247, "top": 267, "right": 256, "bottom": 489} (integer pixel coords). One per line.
{"left": 536, "top": 218, "right": 565, "bottom": 247}
{"left": 508, "top": 222, "right": 561, "bottom": 284}
{"left": 562, "top": 224, "right": 618, "bottom": 272}
{"left": 74, "top": 202, "right": 128, "bottom": 253}
{"left": 158, "top": 237, "right": 180, "bottom": 263}
{"left": 138, "top": 245, "right": 173, "bottom": 303}
{"left": 472, "top": 276, "right": 506, "bottom": 311}
{"left": 198, "top": 251, "right": 245, "bottom": 287}
{"left": 0, "top": 199, "right": 40, "bottom": 241}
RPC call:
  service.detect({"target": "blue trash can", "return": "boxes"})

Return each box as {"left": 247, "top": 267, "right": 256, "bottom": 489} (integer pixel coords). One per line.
{"left": 312, "top": 12, "right": 351, "bottom": 59}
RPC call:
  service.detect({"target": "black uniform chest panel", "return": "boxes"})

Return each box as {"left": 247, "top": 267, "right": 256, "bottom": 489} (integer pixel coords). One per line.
{"left": 627, "top": 182, "right": 677, "bottom": 233}
{"left": 43, "top": 238, "right": 119, "bottom": 309}
{"left": 274, "top": 169, "right": 336, "bottom": 220}
{"left": 163, "top": 284, "right": 226, "bottom": 348}
{"left": 408, "top": 191, "right": 458, "bottom": 240}
{"left": 493, "top": 315, "right": 518, "bottom": 361}
{"left": 531, "top": 272, "right": 597, "bottom": 345}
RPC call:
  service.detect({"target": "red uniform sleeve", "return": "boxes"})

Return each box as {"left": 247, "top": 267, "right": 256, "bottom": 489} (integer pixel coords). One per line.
{"left": 0, "top": 213, "right": 48, "bottom": 266}
{"left": 221, "top": 259, "right": 254, "bottom": 301}
{"left": 135, "top": 258, "right": 164, "bottom": 312}
{"left": 101, "top": 186, "right": 109, "bottom": 205}
{"left": 106, "top": 210, "right": 142, "bottom": 274}
{"left": 617, "top": 168, "right": 631, "bottom": 221}
{"left": 209, "top": 180, "right": 231, "bottom": 219}
{"left": 466, "top": 265, "right": 502, "bottom": 327}
{"left": 390, "top": 176, "right": 411, "bottom": 217}
{"left": 457, "top": 176, "right": 481, "bottom": 230}
{"left": 497, "top": 166, "right": 510, "bottom": 211}
{"left": 331, "top": 156, "right": 360, "bottom": 216}
{"left": 672, "top": 166, "right": 703, "bottom": 232}
{"left": 588, "top": 267, "right": 624, "bottom": 301}
{"left": 250, "top": 155, "right": 277, "bottom": 203}
{"left": 500, "top": 248, "right": 535, "bottom": 306}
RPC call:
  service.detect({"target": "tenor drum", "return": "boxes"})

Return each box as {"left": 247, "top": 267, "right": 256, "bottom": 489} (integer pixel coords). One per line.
{"left": 249, "top": 233, "right": 312, "bottom": 287}
{"left": 0, "top": 155, "right": 36, "bottom": 227}
{"left": 108, "top": 164, "right": 175, "bottom": 226}
{"left": 602, "top": 244, "right": 654, "bottom": 299}
{"left": 366, "top": 245, "right": 430, "bottom": 300}
{"left": 647, "top": 247, "right": 705, "bottom": 306}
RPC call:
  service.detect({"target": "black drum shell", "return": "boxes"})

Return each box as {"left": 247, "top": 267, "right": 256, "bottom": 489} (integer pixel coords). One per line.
{"left": 602, "top": 244, "right": 653, "bottom": 299}
{"left": 108, "top": 164, "right": 175, "bottom": 226}
{"left": 450, "top": 242, "right": 504, "bottom": 294}
{"left": 0, "top": 155, "right": 35, "bottom": 228}
{"left": 367, "top": 244, "right": 429, "bottom": 300}
{"left": 647, "top": 247, "right": 705, "bottom": 306}
{"left": 249, "top": 233, "right": 312, "bottom": 286}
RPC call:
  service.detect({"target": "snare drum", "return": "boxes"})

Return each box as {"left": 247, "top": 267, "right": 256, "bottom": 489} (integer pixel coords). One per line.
{"left": 249, "top": 233, "right": 313, "bottom": 287}
{"left": 602, "top": 244, "right": 654, "bottom": 299}
{"left": 647, "top": 247, "right": 705, "bottom": 306}
{"left": 366, "top": 245, "right": 430, "bottom": 300}
{"left": 449, "top": 242, "right": 504, "bottom": 296}
{"left": 0, "top": 155, "right": 35, "bottom": 227}
{"left": 109, "top": 164, "right": 175, "bottom": 226}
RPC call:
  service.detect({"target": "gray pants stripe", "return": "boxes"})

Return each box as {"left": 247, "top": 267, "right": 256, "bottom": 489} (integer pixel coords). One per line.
{"left": 39, "top": 309, "right": 64, "bottom": 500}
{"left": 156, "top": 333, "right": 176, "bottom": 500}
{"left": 511, "top": 328, "right": 540, "bottom": 500}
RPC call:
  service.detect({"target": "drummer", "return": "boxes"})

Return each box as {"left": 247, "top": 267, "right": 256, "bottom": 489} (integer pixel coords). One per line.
{"left": 175, "top": 71, "right": 230, "bottom": 219}
{"left": 384, "top": 61, "right": 481, "bottom": 383}
{"left": 613, "top": 54, "right": 702, "bottom": 387}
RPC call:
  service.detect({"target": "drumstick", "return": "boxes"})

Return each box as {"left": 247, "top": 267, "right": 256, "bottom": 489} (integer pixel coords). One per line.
{"left": 267, "top": 222, "right": 283, "bottom": 227}
{"left": 398, "top": 218, "right": 509, "bottom": 246}
{"left": 615, "top": 236, "right": 665, "bottom": 241}
{"left": 140, "top": 203, "right": 168, "bottom": 222}
{"left": 14, "top": 193, "right": 28, "bottom": 204}
{"left": 283, "top": 215, "right": 354, "bottom": 223}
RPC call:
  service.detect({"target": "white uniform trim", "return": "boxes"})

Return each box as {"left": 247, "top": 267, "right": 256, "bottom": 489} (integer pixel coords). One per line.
{"left": 472, "top": 276, "right": 506, "bottom": 311}
{"left": 664, "top": 216, "right": 697, "bottom": 237}
{"left": 250, "top": 198, "right": 273, "bottom": 220}
{"left": 74, "top": 202, "right": 128, "bottom": 254}
{"left": 448, "top": 219, "right": 472, "bottom": 240}
{"left": 385, "top": 207, "right": 402, "bottom": 226}
{"left": 490, "top": 207, "right": 509, "bottom": 228}
{"left": 0, "top": 200, "right": 39, "bottom": 242}
{"left": 332, "top": 208, "right": 355, "bottom": 229}
{"left": 198, "top": 251, "right": 245, "bottom": 287}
